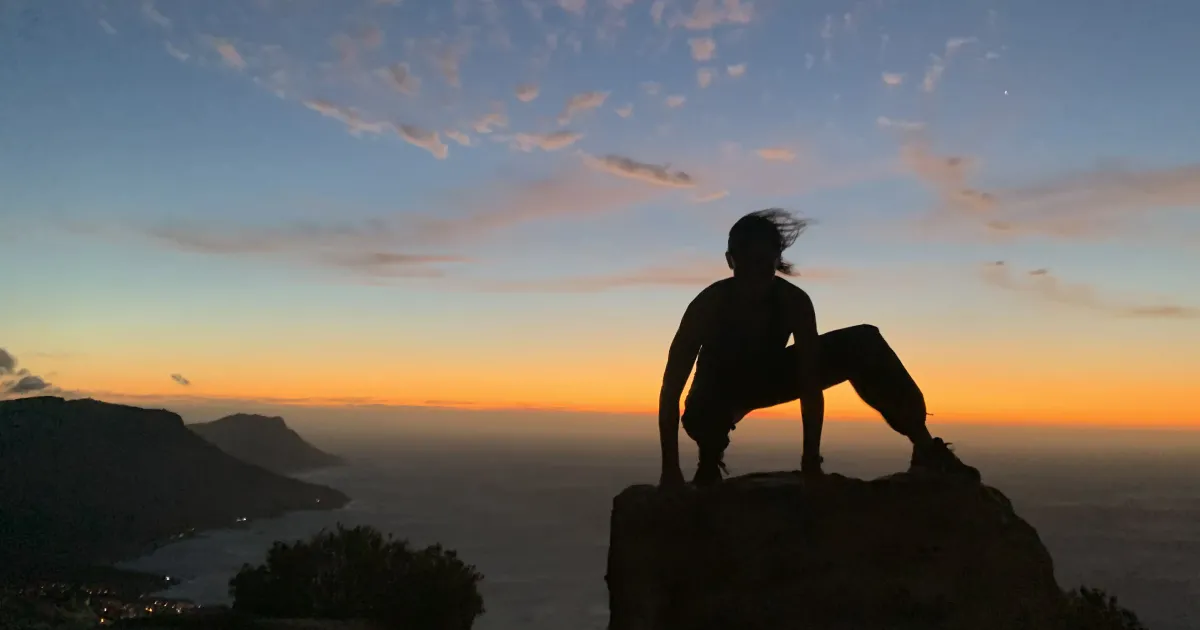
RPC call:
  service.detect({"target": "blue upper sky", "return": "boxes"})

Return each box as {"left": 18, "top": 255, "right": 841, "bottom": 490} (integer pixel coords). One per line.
{"left": 1, "top": 0, "right": 1198, "bottom": 416}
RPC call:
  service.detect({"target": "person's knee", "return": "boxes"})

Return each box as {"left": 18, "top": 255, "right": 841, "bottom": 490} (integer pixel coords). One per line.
{"left": 845, "top": 324, "right": 885, "bottom": 350}
{"left": 681, "top": 406, "right": 733, "bottom": 453}
{"left": 849, "top": 323, "right": 881, "bottom": 337}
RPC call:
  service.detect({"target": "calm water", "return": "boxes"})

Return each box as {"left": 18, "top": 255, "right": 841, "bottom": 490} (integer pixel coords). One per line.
{"left": 122, "top": 432, "right": 1200, "bottom": 630}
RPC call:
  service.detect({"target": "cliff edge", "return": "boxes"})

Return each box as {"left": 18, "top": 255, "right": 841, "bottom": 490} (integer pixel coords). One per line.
{"left": 607, "top": 471, "right": 1066, "bottom": 630}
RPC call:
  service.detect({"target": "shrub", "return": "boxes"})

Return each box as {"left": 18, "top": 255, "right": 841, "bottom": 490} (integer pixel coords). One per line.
{"left": 1062, "top": 586, "right": 1148, "bottom": 630}
{"left": 229, "top": 524, "right": 484, "bottom": 629}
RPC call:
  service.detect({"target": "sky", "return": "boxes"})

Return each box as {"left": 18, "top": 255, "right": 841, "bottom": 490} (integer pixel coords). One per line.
{"left": 1, "top": 0, "right": 1198, "bottom": 426}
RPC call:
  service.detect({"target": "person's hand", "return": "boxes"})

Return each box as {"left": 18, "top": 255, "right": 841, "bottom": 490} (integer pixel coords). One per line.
{"left": 801, "top": 454, "right": 824, "bottom": 477}
{"left": 659, "top": 463, "right": 686, "bottom": 490}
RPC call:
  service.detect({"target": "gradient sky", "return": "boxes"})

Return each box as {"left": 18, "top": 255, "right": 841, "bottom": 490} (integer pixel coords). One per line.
{"left": 2, "top": 0, "right": 1198, "bottom": 425}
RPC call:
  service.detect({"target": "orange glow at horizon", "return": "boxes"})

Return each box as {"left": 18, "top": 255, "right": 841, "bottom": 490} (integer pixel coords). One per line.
{"left": 67, "top": 360, "right": 1199, "bottom": 428}
{"left": 25, "top": 313, "right": 1200, "bottom": 429}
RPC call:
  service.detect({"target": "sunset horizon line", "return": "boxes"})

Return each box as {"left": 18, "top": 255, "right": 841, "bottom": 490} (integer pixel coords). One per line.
{"left": 26, "top": 389, "right": 1198, "bottom": 430}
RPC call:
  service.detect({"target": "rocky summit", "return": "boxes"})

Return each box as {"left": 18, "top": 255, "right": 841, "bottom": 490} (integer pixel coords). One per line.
{"left": 606, "top": 471, "right": 1066, "bottom": 630}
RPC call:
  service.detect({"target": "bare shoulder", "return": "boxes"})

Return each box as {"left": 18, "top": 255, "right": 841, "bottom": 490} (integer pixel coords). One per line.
{"left": 689, "top": 278, "right": 731, "bottom": 313}
{"left": 774, "top": 276, "right": 814, "bottom": 311}
{"left": 673, "top": 279, "right": 727, "bottom": 342}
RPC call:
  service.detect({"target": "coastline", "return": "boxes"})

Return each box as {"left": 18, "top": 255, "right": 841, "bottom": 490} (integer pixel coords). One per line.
{"left": 3, "top": 465, "right": 351, "bottom": 607}
{"left": 109, "top": 464, "right": 354, "bottom": 601}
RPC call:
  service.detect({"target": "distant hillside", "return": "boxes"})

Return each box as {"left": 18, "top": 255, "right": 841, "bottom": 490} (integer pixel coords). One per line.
{"left": 0, "top": 397, "right": 348, "bottom": 578}
{"left": 189, "top": 414, "right": 343, "bottom": 474}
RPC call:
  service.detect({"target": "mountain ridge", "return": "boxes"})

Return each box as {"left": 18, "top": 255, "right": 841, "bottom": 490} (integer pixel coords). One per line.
{"left": 0, "top": 396, "right": 348, "bottom": 578}
{"left": 189, "top": 413, "right": 343, "bottom": 474}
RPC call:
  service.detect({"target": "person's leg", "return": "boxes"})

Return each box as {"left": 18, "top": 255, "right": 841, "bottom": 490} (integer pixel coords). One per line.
{"left": 680, "top": 389, "right": 740, "bottom": 486}
{"left": 811, "top": 325, "right": 934, "bottom": 445}
{"left": 752, "top": 324, "right": 979, "bottom": 479}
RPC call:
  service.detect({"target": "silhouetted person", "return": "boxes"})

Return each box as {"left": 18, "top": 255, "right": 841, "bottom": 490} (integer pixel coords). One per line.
{"left": 658, "top": 209, "right": 981, "bottom": 487}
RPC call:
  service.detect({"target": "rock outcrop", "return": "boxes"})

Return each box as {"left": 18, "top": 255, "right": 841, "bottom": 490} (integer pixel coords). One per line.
{"left": 606, "top": 471, "right": 1066, "bottom": 630}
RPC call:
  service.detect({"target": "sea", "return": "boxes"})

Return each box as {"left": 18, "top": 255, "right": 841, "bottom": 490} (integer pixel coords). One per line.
{"left": 120, "top": 413, "right": 1200, "bottom": 630}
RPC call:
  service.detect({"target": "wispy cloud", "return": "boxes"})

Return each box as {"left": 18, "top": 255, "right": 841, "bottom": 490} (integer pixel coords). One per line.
{"left": 431, "top": 41, "right": 468, "bottom": 87}
{"left": 923, "top": 36, "right": 977, "bottom": 93}
{"left": 416, "top": 167, "right": 669, "bottom": 240}
{"left": 322, "top": 252, "right": 471, "bottom": 278}
{"left": 922, "top": 60, "right": 945, "bottom": 93}
{"left": 726, "top": 63, "right": 746, "bottom": 77}
{"left": 902, "top": 140, "right": 1200, "bottom": 241}
{"left": 650, "top": 0, "right": 667, "bottom": 25}
{"left": 696, "top": 67, "right": 715, "bottom": 88}
{"left": 171, "top": 374, "right": 191, "bottom": 386}
{"left": 900, "top": 142, "right": 995, "bottom": 214}
{"left": 331, "top": 33, "right": 360, "bottom": 66}
{"left": 689, "top": 37, "right": 716, "bottom": 61}
{"left": 144, "top": 164, "right": 674, "bottom": 273}
{"left": 693, "top": 189, "right": 729, "bottom": 203}
{"left": 515, "top": 83, "right": 540, "bottom": 102}
{"left": 615, "top": 103, "right": 634, "bottom": 118}
{"left": 945, "top": 37, "right": 978, "bottom": 53}
{"left": 877, "top": 116, "right": 926, "bottom": 131}
{"left": 214, "top": 40, "right": 246, "bottom": 70}
{"left": 673, "top": 0, "right": 753, "bottom": 30}
{"left": 445, "top": 129, "right": 472, "bottom": 146}
{"left": 581, "top": 153, "right": 695, "bottom": 188}
{"left": 882, "top": 72, "right": 905, "bottom": 86}
{"left": 99, "top": 19, "right": 117, "bottom": 35}
{"left": 558, "top": 91, "right": 609, "bottom": 124}
{"left": 665, "top": 94, "right": 687, "bottom": 108}
{"left": 165, "top": 41, "right": 189, "bottom": 62}
{"left": 142, "top": 0, "right": 170, "bottom": 28}
{"left": 981, "top": 262, "right": 1200, "bottom": 319}
{"left": 508, "top": 131, "right": 585, "bottom": 152}
{"left": 360, "top": 25, "right": 384, "bottom": 49}
{"left": 557, "top": 0, "right": 587, "bottom": 15}
{"left": 397, "top": 124, "right": 449, "bottom": 159}
{"left": 304, "top": 99, "right": 392, "bottom": 136}
{"left": 820, "top": 14, "right": 834, "bottom": 63}
{"left": 482, "top": 260, "right": 731, "bottom": 292}
{"left": 473, "top": 109, "right": 508, "bottom": 134}
{"left": 381, "top": 62, "right": 420, "bottom": 95}
{"left": 478, "top": 258, "right": 845, "bottom": 292}
{"left": 979, "top": 165, "right": 1200, "bottom": 240}
{"left": 702, "top": 142, "right": 891, "bottom": 199}
{"left": 146, "top": 218, "right": 470, "bottom": 279}
{"left": 756, "top": 147, "right": 797, "bottom": 162}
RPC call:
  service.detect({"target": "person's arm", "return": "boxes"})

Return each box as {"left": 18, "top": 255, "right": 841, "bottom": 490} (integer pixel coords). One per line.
{"left": 792, "top": 288, "right": 824, "bottom": 471}
{"left": 658, "top": 290, "right": 710, "bottom": 485}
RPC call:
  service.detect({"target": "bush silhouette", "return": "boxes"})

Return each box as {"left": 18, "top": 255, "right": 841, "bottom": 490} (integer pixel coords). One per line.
{"left": 1063, "top": 586, "right": 1148, "bottom": 630}
{"left": 229, "top": 523, "right": 484, "bottom": 629}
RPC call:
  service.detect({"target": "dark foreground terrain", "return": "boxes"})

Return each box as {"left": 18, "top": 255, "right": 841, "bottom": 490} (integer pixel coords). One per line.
{"left": 0, "top": 397, "right": 348, "bottom": 579}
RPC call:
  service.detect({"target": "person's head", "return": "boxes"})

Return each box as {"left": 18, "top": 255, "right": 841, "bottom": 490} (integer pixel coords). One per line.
{"left": 725, "top": 208, "right": 808, "bottom": 282}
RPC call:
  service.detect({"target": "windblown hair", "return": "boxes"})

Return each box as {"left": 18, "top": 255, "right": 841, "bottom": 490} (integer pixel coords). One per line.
{"left": 727, "top": 208, "right": 809, "bottom": 275}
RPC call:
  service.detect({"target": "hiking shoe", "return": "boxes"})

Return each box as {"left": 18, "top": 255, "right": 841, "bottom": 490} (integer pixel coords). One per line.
{"left": 910, "top": 438, "right": 981, "bottom": 482}
{"left": 692, "top": 453, "right": 729, "bottom": 486}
